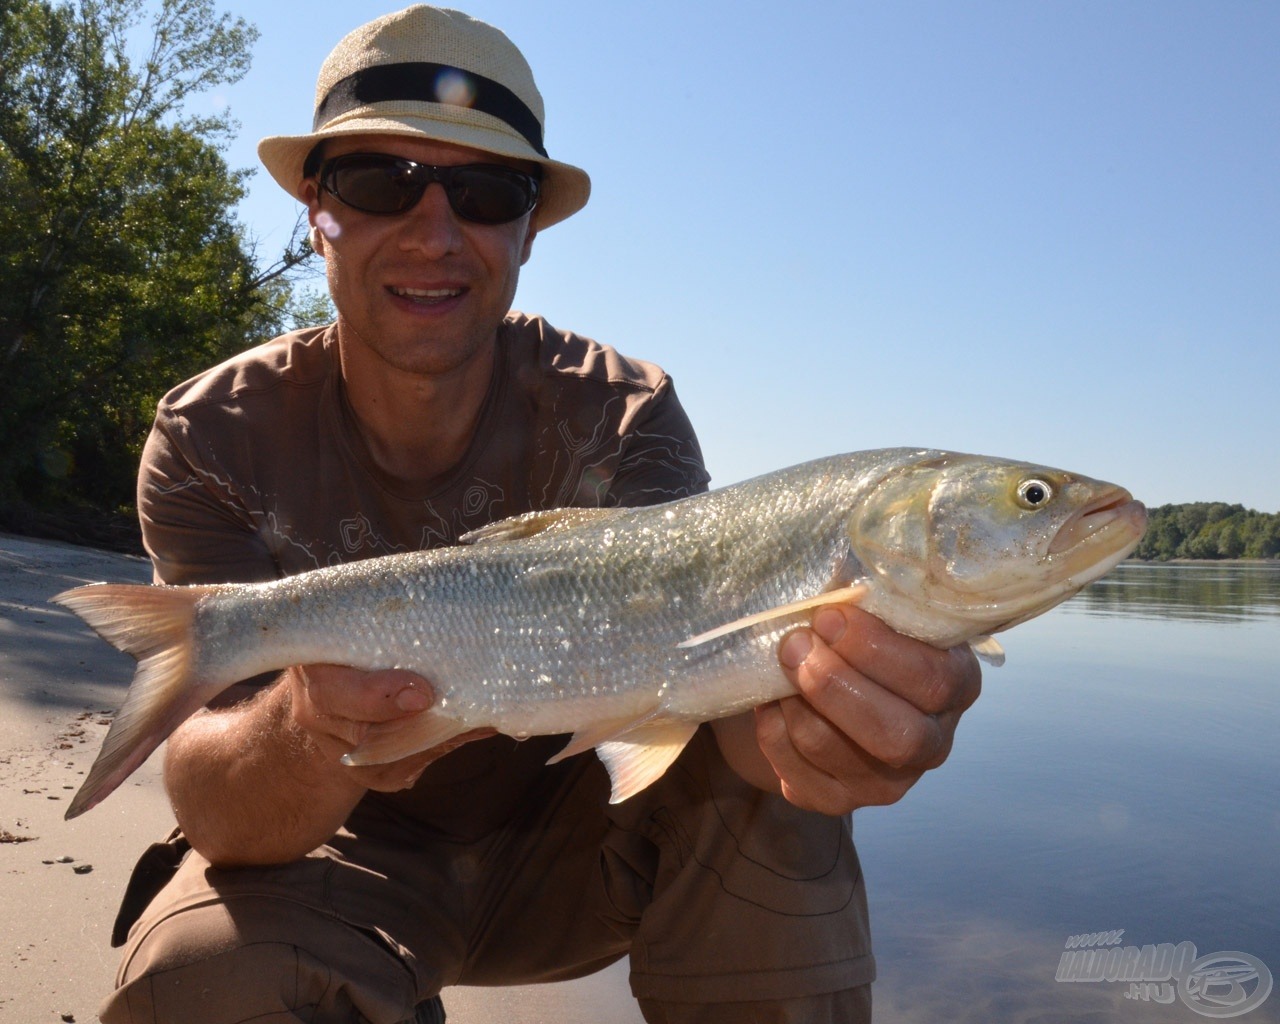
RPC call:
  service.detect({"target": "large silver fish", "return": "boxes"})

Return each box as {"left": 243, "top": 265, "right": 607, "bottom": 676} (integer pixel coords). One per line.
{"left": 54, "top": 449, "right": 1146, "bottom": 818}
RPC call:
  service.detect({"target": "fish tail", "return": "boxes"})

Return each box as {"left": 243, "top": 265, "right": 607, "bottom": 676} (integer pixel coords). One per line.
{"left": 53, "top": 583, "right": 217, "bottom": 819}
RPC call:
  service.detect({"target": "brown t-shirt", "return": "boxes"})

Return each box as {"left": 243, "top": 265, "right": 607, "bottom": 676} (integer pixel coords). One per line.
{"left": 137, "top": 311, "right": 710, "bottom": 832}
{"left": 139, "top": 312, "right": 709, "bottom": 582}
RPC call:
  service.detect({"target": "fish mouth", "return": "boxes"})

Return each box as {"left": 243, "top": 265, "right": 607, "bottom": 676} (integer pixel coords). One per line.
{"left": 1048, "top": 486, "right": 1147, "bottom": 560}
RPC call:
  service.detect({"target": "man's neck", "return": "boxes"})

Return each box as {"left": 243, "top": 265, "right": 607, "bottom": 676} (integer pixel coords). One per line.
{"left": 336, "top": 331, "right": 498, "bottom": 487}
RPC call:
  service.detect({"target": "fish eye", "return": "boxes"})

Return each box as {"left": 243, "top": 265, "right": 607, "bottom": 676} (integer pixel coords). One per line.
{"left": 1016, "top": 478, "right": 1053, "bottom": 510}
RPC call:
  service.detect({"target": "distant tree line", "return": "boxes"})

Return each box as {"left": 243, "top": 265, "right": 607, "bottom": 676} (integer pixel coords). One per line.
{"left": 0, "top": 0, "right": 329, "bottom": 552}
{"left": 1134, "top": 503, "right": 1280, "bottom": 561}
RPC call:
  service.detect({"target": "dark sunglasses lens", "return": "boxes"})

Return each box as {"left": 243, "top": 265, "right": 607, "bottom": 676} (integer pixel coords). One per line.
{"left": 446, "top": 167, "right": 538, "bottom": 224}
{"left": 326, "top": 157, "right": 424, "bottom": 214}
{"left": 323, "top": 157, "right": 539, "bottom": 223}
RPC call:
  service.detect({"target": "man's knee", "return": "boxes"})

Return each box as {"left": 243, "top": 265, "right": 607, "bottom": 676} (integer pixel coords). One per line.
{"left": 101, "top": 893, "right": 420, "bottom": 1023}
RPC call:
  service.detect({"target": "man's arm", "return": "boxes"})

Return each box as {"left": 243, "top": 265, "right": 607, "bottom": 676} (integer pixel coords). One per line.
{"left": 138, "top": 418, "right": 473, "bottom": 866}
{"left": 166, "top": 665, "right": 495, "bottom": 868}
{"left": 711, "top": 604, "right": 982, "bottom": 816}
{"left": 163, "top": 666, "right": 456, "bottom": 866}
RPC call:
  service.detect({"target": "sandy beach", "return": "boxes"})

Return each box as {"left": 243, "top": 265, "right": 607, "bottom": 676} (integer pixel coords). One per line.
{"left": 0, "top": 533, "right": 641, "bottom": 1023}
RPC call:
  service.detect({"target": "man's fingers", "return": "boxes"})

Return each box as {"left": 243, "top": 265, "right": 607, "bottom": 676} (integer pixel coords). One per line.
{"left": 754, "top": 699, "right": 925, "bottom": 815}
{"left": 810, "top": 605, "right": 982, "bottom": 716}
{"left": 297, "top": 664, "right": 435, "bottom": 723}
{"left": 779, "top": 627, "right": 952, "bottom": 771}
{"left": 287, "top": 664, "right": 439, "bottom": 764}
{"left": 754, "top": 699, "right": 852, "bottom": 813}
{"left": 756, "top": 602, "right": 986, "bottom": 815}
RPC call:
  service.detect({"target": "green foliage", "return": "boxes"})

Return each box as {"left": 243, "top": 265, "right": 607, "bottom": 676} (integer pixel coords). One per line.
{"left": 1134, "top": 503, "right": 1280, "bottom": 561}
{"left": 0, "top": 0, "right": 318, "bottom": 549}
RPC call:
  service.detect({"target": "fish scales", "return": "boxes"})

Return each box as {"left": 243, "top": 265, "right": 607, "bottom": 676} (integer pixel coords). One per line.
{"left": 52, "top": 448, "right": 1147, "bottom": 815}
{"left": 207, "top": 453, "right": 874, "bottom": 729}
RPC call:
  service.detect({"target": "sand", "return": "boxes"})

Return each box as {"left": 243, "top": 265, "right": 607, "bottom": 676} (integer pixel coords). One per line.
{"left": 0, "top": 533, "right": 642, "bottom": 1023}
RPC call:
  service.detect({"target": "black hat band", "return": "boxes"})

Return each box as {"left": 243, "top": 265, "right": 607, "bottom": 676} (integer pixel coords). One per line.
{"left": 314, "top": 61, "right": 547, "bottom": 157}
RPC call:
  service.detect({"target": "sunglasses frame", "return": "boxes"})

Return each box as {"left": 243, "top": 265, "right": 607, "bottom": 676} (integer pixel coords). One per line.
{"left": 318, "top": 152, "right": 541, "bottom": 225}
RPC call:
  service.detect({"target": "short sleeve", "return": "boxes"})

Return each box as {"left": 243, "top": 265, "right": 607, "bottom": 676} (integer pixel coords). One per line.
{"left": 137, "top": 410, "right": 280, "bottom": 586}
{"left": 604, "top": 377, "right": 711, "bottom": 508}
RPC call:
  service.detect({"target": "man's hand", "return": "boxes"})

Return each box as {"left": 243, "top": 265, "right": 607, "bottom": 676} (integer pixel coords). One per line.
{"left": 712, "top": 604, "right": 981, "bottom": 816}
{"left": 763, "top": 604, "right": 982, "bottom": 814}
{"left": 288, "top": 664, "right": 486, "bottom": 794}
{"left": 166, "top": 664, "right": 488, "bottom": 866}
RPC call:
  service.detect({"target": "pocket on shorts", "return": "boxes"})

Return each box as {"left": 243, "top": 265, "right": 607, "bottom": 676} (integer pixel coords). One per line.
{"left": 111, "top": 828, "right": 191, "bottom": 947}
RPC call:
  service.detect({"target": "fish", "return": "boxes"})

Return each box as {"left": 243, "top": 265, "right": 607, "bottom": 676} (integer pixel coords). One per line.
{"left": 52, "top": 449, "right": 1147, "bottom": 819}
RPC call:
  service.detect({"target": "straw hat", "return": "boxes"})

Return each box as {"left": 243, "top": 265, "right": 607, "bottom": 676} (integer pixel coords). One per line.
{"left": 258, "top": 5, "right": 590, "bottom": 229}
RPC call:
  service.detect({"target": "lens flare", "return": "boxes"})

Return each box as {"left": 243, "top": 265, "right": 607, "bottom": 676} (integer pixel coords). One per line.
{"left": 435, "top": 69, "right": 477, "bottom": 108}
{"left": 315, "top": 211, "right": 341, "bottom": 240}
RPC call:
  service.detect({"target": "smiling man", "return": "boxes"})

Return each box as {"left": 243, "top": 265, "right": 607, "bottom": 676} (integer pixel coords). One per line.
{"left": 99, "top": 7, "right": 980, "bottom": 1023}
{"left": 306, "top": 136, "right": 542, "bottom": 489}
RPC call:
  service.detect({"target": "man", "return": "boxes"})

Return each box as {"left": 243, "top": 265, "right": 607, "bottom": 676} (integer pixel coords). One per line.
{"left": 101, "top": 7, "right": 980, "bottom": 1023}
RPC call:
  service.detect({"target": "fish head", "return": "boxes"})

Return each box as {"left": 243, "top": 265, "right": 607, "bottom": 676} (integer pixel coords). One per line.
{"left": 847, "top": 453, "right": 1148, "bottom": 644}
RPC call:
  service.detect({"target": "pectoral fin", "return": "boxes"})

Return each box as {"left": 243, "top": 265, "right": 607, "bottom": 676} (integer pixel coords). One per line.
{"left": 342, "top": 713, "right": 470, "bottom": 766}
{"left": 968, "top": 635, "right": 1006, "bottom": 667}
{"left": 676, "top": 583, "right": 870, "bottom": 649}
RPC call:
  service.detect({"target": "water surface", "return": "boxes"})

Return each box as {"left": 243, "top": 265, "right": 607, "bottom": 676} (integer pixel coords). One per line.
{"left": 858, "top": 562, "right": 1279, "bottom": 1022}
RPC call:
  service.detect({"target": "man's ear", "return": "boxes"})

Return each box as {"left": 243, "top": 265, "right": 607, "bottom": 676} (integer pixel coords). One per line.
{"left": 302, "top": 180, "right": 327, "bottom": 258}
{"left": 520, "top": 224, "right": 537, "bottom": 266}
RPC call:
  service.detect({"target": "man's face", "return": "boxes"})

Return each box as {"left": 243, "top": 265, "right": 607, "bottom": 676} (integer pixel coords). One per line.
{"left": 304, "top": 134, "right": 538, "bottom": 379}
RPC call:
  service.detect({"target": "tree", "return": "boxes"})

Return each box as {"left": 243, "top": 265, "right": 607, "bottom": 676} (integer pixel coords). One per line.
{"left": 0, "top": 0, "right": 318, "bottom": 548}
{"left": 1135, "top": 505, "right": 1185, "bottom": 561}
{"left": 1133, "top": 503, "right": 1280, "bottom": 561}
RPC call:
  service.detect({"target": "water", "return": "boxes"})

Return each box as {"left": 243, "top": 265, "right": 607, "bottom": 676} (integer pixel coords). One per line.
{"left": 857, "top": 562, "right": 1280, "bottom": 1022}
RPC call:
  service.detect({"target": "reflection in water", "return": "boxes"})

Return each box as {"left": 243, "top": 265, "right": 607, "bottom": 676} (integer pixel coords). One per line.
{"left": 867, "top": 908, "right": 1215, "bottom": 1024}
{"left": 860, "top": 563, "right": 1280, "bottom": 1023}
{"left": 1069, "top": 561, "right": 1280, "bottom": 622}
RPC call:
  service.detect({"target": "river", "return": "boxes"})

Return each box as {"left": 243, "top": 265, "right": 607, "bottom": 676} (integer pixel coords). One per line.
{"left": 858, "top": 561, "right": 1280, "bottom": 1022}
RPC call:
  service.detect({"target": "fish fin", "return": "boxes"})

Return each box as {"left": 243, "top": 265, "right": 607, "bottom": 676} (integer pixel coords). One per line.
{"left": 969, "top": 635, "right": 1006, "bottom": 667}
{"left": 676, "top": 583, "right": 870, "bottom": 649}
{"left": 341, "top": 713, "right": 470, "bottom": 766}
{"left": 460, "top": 507, "right": 621, "bottom": 545}
{"left": 545, "top": 710, "right": 663, "bottom": 765}
{"left": 51, "top": 583, "right": 220, "bottom": 819}
{"left": 592, "top": 719, "right": 701, "bottom": 804}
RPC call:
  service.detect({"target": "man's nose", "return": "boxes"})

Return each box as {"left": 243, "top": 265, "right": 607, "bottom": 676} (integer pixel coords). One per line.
{"left": 396, "top": 183, "right": 462, "bottom": 257}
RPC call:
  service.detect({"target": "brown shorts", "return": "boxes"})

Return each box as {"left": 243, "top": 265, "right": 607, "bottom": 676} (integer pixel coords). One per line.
{"left": 101, "top": 728, "right": 874, "bottom": 1023}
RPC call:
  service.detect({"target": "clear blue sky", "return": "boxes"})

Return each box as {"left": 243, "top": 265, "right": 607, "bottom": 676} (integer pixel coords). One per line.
{"left": 196, "top": 1, "right": 1278, "bottom": 511}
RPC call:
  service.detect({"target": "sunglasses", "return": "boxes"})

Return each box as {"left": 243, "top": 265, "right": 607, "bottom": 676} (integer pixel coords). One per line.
{"left": 318, "top": 153, "right": 541, "bottom": 225}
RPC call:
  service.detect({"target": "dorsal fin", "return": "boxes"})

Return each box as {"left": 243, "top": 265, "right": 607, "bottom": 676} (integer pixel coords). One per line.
{"left": 459, "top": 507, "right": 622, "bottom": 545}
